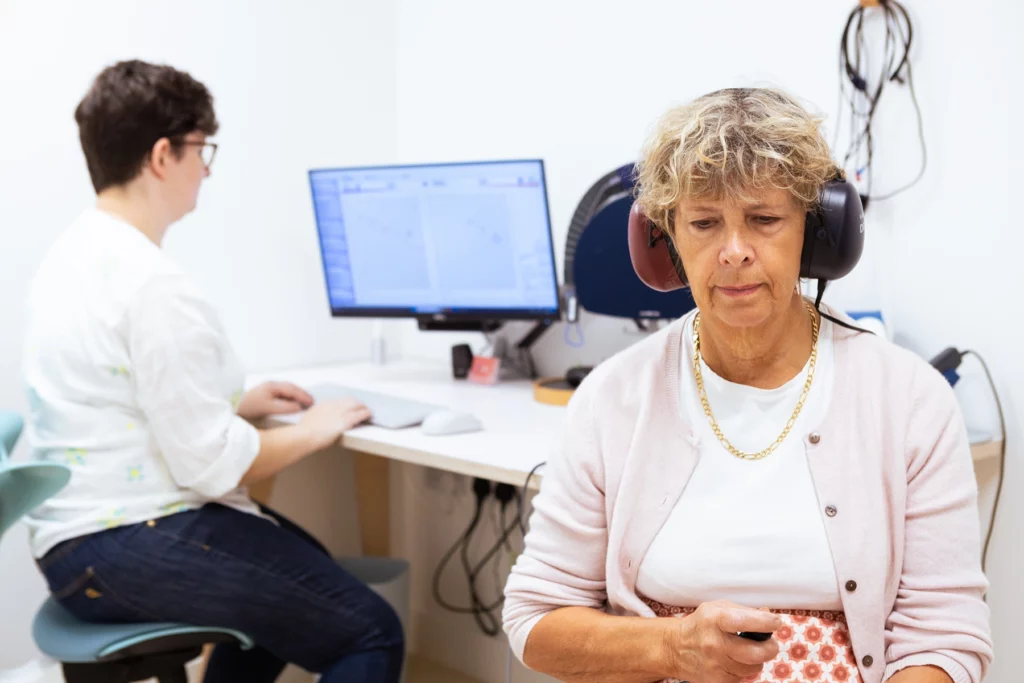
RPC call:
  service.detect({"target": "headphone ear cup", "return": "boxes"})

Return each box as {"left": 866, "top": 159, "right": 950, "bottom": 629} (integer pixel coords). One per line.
{"left": 801, "top": 178, "right": 865, "bottom": 281}
{"left": 800, "top": 210, "right": 826, "bottom": 278}
{"left": 627, "top": 204, "right": 689, "bottom": 292}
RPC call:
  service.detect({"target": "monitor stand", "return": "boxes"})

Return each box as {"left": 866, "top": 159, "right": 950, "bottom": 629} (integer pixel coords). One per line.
{"left": 416, "top": 319, "right": 505, "bottom": 333}
{"left": 494, "top": 320, "right": 554, "bottom": 380}
{"left": 416, "top": 318, "right": 556, "bottom": 380}
{"left": 503, "top": 321, "right": 552, "bottom": 378}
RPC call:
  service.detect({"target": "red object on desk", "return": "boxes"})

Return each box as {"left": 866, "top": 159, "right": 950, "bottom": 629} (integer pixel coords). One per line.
{"left": 468, "top": 356, "right": 501, "bottom": 385}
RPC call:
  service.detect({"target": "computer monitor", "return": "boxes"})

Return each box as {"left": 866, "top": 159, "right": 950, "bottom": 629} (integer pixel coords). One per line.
{"left": 308, "top": 159, "right": 561, "bottom": 327}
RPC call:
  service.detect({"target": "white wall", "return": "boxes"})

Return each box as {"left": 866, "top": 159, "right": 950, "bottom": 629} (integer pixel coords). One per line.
{"left": 0, "top": 0, "right": 397, "bottom": 668}
{"left": 393, "top": 1, "right": 1022, "bottom": 681}
{"left": 2, "top": 0, "right": 1020, "bottom": 680}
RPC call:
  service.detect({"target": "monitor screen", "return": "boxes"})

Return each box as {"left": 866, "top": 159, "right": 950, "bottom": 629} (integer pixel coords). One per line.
{"left": 308, "top": 159, "right": 561, "bottom": 321}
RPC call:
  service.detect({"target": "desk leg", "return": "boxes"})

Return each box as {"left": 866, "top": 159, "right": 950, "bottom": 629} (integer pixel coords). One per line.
{"left": 353, "top": 450, "right": 391, "bottom": 557}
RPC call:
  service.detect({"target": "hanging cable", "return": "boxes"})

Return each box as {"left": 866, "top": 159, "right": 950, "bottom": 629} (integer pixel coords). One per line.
{"left": 837, "top": 0, "right": 925, "bottom": 205}
{"left": 432, "top": 478, "right": 503, "bottom": 636}
{"left": 564, "top": 321, "right": 585, "bottom": 348}
{"left": 432, "top": 476, "right": 539, "bottom": 637}
{"left": 812, "top": 279, "right": 873, "bottom": 335}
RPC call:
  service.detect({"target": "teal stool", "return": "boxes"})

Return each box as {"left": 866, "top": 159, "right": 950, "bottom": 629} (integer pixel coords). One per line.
{"left": 0, "top": 411, "right": 253, "bottom": 683}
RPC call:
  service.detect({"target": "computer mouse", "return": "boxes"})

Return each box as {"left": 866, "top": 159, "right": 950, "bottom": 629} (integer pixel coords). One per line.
{"left": 420, "top": 410, "right": 483, "bottom": 436}
{"left": 565, "top": 365, "right": 593, "bottom": 389}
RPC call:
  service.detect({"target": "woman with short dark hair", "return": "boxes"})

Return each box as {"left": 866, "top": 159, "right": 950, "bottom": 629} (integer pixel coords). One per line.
{"left": 24, "top": 60, "right": 404, "bottom": 683}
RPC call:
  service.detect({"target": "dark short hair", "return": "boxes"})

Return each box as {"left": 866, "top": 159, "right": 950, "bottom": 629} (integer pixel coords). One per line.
{"left": 75, "top": 60, "right": 219, "bottom": 192}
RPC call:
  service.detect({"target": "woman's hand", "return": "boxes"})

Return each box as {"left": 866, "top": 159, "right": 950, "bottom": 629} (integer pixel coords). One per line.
{"left": 242, "top": 397, "right": 371, "bottom": 487}
{"left": 237, "top": 381, "right": 314, "bottom": 420}
{"left": 663, "top": 601, "right": 782, "bottom": 683}
{"left": 298, "top": 398, "right": 372, "bottom": 452}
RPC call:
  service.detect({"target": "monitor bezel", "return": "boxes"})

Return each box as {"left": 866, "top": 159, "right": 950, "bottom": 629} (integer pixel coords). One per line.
{"left": 308, "top": 158, "right": 563, "bottom": 323}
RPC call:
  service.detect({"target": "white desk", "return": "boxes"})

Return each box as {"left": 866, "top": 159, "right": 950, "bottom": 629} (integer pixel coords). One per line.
{"left": 248, "top": 358, "right": 1003, "bottom": 555}
{"left": 251, "top": 359, "right": 559, "bottom": 486}
{"left": 248, "top": 359, "right": 561, "bottom": 556}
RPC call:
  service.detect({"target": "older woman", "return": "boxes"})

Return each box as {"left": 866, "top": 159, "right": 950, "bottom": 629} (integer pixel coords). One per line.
{"left": 503, "top": 88, "right": 992, "bottom": 683}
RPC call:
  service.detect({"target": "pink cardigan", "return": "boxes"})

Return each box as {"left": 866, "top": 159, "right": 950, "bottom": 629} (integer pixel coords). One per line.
{"left": 503, "top": 316, "right": 993, "bottom": 683}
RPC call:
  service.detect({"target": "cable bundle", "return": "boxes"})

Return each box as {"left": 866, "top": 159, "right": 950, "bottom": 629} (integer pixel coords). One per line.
{"left": 837, "top": 0, "right": 926, "bottom": 205}
{"left": 432, "top": 465, "right": 546, "bottom": 637}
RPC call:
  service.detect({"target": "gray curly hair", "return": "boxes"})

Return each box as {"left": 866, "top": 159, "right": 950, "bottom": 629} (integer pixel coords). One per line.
{"left": 634, "top": 87, "right": 840, "bottom": 233}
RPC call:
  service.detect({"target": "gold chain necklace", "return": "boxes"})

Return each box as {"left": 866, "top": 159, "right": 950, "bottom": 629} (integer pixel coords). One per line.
{"left": 692, "top": 301, "right": 819, "bottom": 461}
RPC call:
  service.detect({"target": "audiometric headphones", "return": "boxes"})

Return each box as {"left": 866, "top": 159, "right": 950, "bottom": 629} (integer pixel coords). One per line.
{"left": 628, "top": 174, "right": 865, "bottom": 292}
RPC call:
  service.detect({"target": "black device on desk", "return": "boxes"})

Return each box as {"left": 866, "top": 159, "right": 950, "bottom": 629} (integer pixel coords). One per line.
{"left": 451, "top": 343, "right": 473, "bottom": 379}
{"left": 565, "top": 365, "right": 593, "bottom": 388}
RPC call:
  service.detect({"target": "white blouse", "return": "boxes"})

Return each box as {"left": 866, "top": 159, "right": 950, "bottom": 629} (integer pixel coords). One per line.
{"left": 23, "top": 208, "right": 264, "bottom": 558}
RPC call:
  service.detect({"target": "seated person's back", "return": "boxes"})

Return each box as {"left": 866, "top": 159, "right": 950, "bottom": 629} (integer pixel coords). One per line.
{"left": 25, "top": 207, "right": 260, "bottom": 555}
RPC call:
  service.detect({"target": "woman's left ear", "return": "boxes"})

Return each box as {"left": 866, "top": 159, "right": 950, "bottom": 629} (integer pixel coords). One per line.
{"left": 148, "top": 137, "right": 173, "bottom": 180}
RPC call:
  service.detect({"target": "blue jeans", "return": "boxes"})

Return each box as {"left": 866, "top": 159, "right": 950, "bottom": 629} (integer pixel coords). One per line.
{"left": 36, "top": 503, "right": 405, "bottom": 683}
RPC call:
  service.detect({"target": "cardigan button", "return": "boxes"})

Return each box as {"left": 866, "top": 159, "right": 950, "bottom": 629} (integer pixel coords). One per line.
{"left": 808, "top": 432, "right": 821, "bottom": 444}
{"left": 825, "top": 505, "right": 838, "bottom": 517}
{"left": 845, "top": 580, "right": 857, "bottom": 592}
{"left": 862, "top": 655, "right": 874, "bottom": 667}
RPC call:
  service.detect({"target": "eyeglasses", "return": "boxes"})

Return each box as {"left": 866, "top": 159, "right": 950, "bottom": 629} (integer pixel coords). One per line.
{"left": 176, "top": 140, "right": 218, "bottom": 169}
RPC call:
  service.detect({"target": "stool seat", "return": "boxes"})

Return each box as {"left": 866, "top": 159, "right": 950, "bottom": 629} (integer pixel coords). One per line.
{"left": 33, "top": 597, "right": 253, "bottom": 663}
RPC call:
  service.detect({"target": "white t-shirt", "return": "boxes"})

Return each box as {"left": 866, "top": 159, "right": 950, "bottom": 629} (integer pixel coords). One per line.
{"left": 23, "top": 208, "right": 264, "bottom": 558}
{"left": 635, "top": 307, "right": 842, "bottom": 611}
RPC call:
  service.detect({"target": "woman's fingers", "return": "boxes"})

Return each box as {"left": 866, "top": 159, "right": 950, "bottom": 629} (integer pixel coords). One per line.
{"left": 724, "top": 632, "right": 780, "bottom": 667}
{"left": 272, "top": 382, "right": 314, "bottom": 407}
{"left": 715, "top": 606, "right": 783, "bottom": 636}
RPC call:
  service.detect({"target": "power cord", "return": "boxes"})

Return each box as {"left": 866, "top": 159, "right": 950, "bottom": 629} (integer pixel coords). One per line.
{"left": 433, "top": 477, "right": 503, "bottom": 636}
{"left": 518, "top": 461, "right": 547, "bottom": 535}
{"left": 929, "top": 347, "right": 1007, "bottom": 574}
{"left": 812, "top": 279, "right": 874, "bottom": 335}
{"left": 432, "top": 466, "right": 547, "bottom": 641}
{"left": 965, "top": 351, "right": 1007, "bottom": 574}
{"left": 564, "top": 322, "right": 585, "bottom": 348}
{"left": 494, "top": 483, "right": 517, "bottom": 556}
{"left": 433, "top": 478, "right": 535, "bottom": 637}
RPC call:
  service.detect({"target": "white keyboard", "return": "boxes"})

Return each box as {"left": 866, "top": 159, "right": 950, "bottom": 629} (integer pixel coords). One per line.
{"left": 306, "top": 384, "right": 440, "bottom": 430}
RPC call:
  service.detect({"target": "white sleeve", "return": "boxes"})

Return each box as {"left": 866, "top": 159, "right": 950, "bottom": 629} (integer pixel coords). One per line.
{"left": 126, "top": 274, "right": 260, "bottom": 499}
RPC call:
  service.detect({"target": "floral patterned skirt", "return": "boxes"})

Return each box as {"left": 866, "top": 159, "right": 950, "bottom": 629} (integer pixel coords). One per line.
{"left": 643, "top": 598, "right": 864, "bottom": 683}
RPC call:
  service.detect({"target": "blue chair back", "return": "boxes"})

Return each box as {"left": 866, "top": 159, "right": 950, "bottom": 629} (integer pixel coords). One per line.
{"left": 0, "top": 411, "right": 71, "bottom": 541}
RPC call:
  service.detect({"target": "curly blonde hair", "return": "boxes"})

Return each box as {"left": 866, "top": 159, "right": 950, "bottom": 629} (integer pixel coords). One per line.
{"left": 634, "top": 87, "right": 839, "bottom": 233}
